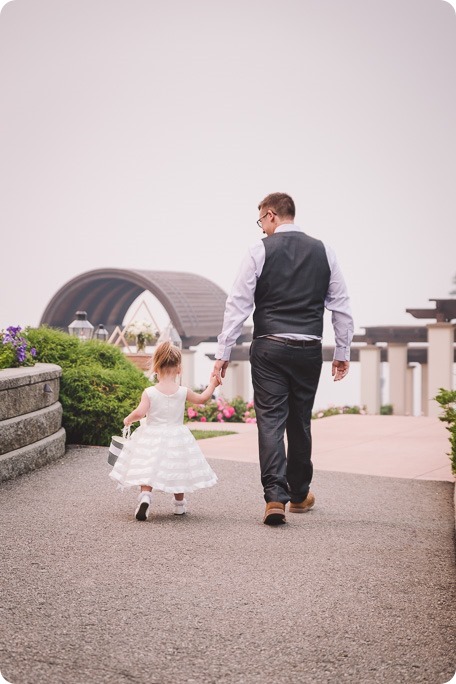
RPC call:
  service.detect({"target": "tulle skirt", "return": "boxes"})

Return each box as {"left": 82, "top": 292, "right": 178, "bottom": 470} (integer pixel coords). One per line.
{"left": 109, "top": 423, "right": 217, "bottom": 493}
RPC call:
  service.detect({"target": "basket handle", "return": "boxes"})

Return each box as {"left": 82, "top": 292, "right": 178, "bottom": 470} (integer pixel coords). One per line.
{"left": 122, "top": 425, "right": 131, "bottom": 440}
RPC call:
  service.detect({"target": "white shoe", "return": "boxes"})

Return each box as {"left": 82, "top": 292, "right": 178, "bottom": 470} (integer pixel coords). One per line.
{"left": 173, "top": 498, "right": 187, "bottom": 515}
{"left": 135, "top": 493, "right": 151, "bottom": 521}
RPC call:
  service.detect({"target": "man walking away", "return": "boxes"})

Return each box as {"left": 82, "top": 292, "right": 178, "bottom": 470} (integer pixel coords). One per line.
{"left": 212, "top": 192, "right": 354, "bottom": 525}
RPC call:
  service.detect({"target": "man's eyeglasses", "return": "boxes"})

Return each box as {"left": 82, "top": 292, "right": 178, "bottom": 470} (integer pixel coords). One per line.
{"left": 257, "top": 211, "right": 276, "bottom": 228}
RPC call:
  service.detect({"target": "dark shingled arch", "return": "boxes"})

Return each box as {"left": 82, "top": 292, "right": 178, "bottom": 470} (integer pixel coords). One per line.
{"left": 39, "top": 268, "right": 248, "bottom": 348}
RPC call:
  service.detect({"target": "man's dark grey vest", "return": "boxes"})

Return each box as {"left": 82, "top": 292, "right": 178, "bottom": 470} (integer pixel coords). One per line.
{"left": 253, "top": 231, "right": 331, "bottom": 338}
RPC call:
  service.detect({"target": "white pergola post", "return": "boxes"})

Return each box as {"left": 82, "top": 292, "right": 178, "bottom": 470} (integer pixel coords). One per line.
{"left": 405, "top": 365, "right": 415, "bottom": 416}
{"left": 359, "top": 345, "right": 382, "bottom": 415}
{"left": 220, "top": 361, "right": 252, "bottom": 401}
{"left": 426, "top": 323, "right": 455, "bottom": 418}
{"left": 420, "top": 363, "right": 429, "bottom": 416}
{"left": 180, "top": 349, "right": 196, "bottom": 389}
{"left": 219, "top": 362, "right": 238, "bottom": 401}
{"left": 388, "top": 343, "right": 408, "bottom": 415}
{"left": 234, "top": 360, "right": 252, "bottom": 401}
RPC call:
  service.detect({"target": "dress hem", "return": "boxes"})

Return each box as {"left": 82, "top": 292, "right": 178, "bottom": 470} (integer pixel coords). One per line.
{"left": 109, "top": 472, "right": 217, "bottom": 494}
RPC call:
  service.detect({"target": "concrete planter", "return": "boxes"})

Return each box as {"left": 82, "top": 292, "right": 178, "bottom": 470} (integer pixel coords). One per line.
{"left": 0, "top": 363, "right": 66, "bottom": 483}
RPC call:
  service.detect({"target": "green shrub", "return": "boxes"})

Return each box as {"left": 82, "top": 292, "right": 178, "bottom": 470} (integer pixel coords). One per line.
{"left": 26, "top": 326, "right": 81, "bottom": 366}
{"left": 434, "top": 388, "right": 456, "bottom": 476}
{"left": 0, "top": 344, "right": 17, "bottom": 369}
{"left": 380, "top": 404, "right": 393, "bottom": 415}
{"left": 26, "top": 327, "right": 150, "bottom": 446}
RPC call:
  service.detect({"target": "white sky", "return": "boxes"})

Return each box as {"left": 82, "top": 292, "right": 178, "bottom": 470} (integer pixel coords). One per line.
{"left": 0, "top": 0, "right": 455, "bottom": 409}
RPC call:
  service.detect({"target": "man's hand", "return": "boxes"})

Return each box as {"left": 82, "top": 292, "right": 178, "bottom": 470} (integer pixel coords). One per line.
{"left": 212, "top": 359, "right": 229, "bottom": 382}
{"left": 332, "top": 360, "right": 350, "bottom": 382}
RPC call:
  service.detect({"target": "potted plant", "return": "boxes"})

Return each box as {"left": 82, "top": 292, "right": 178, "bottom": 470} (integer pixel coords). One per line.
{"left": 124, "top": 321, "right": 158, "bottom": 354}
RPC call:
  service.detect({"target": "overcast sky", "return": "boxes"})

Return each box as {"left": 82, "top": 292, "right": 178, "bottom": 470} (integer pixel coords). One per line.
{"left": 0, "top": 0, "right": 455, "bottom": 408}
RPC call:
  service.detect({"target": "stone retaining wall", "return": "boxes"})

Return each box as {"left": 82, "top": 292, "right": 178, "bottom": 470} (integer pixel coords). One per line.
{"left": 0, "top": 364, "right": 66, "bottom": 483}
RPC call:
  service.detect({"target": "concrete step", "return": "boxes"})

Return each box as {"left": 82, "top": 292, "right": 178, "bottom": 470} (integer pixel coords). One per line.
{"left": 0, "top": 403, "right": 63, "bottom": 455}
{"left": 0, "top": 363, "right": 62, "bottom": 420}
{"left": 0, "top": 428, "right": 66, "bottom": 483}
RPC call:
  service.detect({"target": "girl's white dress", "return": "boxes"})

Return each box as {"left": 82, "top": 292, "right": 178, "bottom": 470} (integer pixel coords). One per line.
{"left": 109, "top": 386, "right": 217, "bottom": 493}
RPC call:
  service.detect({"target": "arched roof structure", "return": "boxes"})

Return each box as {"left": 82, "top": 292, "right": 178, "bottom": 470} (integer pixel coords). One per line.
{"left": 40, "top": 268, "right": 249, "bottom": 348}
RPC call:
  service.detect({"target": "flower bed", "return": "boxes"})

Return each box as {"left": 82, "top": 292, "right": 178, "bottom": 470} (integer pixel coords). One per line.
{"left": 312, "top": 405, "right": 366, "bottom": 419}
{"left": 185, "top": 395, "right": 256, "bottom": 424}
{"left": 184, "top": 397, "right": 371, "bottom": 424}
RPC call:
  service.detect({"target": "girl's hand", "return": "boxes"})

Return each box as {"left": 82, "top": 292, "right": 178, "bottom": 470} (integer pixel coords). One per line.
{"left": 211, "top": 373, "right": 222, "bottom": 387}
{"left": 123, "top": 417, "right": 132, "bottom": 427}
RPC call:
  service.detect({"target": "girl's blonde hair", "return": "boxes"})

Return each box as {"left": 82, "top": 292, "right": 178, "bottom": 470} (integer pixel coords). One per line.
{"left": 150, "top": 341, "right": 181, "bottom": 374}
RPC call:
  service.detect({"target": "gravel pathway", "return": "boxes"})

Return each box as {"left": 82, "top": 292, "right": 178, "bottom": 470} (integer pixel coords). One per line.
{"left": 0, "top": 445, "right": 455, "bottom": 684}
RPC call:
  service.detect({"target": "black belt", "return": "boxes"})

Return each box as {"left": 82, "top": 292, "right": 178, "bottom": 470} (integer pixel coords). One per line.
{"left": 264, "top": 335, "right": 321, "bottom": 347}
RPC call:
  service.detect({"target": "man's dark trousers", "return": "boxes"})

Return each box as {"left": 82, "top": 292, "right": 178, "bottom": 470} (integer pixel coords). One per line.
{"left": 250, "top": 337, "right": 323, "bottom": 504}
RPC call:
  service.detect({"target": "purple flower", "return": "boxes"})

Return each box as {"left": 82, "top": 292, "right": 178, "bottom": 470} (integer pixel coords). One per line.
{"left": 1, "top": 325, "right": 36, "bottom": 367}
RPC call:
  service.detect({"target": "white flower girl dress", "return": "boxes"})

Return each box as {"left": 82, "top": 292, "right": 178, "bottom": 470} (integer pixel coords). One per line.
{"left": 109, "top": 385, "right": 217, "bottom": 493}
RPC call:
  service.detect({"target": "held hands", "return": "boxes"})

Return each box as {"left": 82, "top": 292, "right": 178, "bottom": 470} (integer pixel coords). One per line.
{"left": 332, "top": 360, "right": 350, "bottom": 382}
{"left": 212, "top": 360, "right": 229, "bottom": 385}
{"left": 211, "top": 372, "right": 222, "bottom": 388}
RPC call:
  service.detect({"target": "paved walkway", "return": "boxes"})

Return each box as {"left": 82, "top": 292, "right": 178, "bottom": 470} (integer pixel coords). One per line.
{"left": 0, "top": 415, "right": 455, "bottom": 684}
{"left": 195, "top": 415, "right": 455, "bottom": 482}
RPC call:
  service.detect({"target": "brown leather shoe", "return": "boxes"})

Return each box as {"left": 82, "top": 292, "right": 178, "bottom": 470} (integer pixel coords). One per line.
{"left": 289, "top": 491, "right": 315, "bottom": 513}
{"left": 263, "top": 501, "right": 286, "bottom": 525}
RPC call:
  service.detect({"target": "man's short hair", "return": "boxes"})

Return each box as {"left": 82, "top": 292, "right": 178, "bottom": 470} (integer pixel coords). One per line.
{"left": 258, "top": 193, "right": 295, "bottom": 219}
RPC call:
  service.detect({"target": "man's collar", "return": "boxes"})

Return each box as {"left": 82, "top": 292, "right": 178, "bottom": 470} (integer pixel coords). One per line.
{"left": 274, "top": 223, "right": 302, "bottom": 233}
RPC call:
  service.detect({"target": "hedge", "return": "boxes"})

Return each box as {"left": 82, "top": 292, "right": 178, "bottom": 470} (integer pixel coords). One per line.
{"left": 26, "top": 327, "right": 150, "bottom": 446}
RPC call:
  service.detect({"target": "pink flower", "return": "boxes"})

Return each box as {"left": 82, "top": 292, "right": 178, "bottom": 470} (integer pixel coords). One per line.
{"left": 247, "top": 401, "right": 254, "bottom": 409}
{"left": 199, "top": 416, "right": 207, "bottom": 422}
{"left": 187, "top": 407, "right": 197, "bottom": 419}
{"left": 217, "top": 412, "right": 225, "bottom": 422}
{"left": 223, "top": 406, "right": 235, "bottom": 418}
{"left": 245, "top": 417, "right": 256, "bottom": 423}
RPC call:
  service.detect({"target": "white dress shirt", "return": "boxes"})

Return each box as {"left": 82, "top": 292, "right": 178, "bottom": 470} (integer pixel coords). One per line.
{"left": 215, "top": 225, "right": 354, "bottom": 362}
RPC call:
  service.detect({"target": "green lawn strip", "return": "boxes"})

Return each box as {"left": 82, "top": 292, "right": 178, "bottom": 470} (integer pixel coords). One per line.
{"left": 190, "top": 429, "right": 237, "bottom": 440}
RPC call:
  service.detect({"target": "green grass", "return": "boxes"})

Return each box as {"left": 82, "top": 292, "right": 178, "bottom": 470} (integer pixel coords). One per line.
{"left": 190, "top": 430, "right": 237, "bottom": 440}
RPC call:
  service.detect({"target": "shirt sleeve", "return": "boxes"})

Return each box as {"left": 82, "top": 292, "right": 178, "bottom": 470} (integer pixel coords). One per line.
{"left": 324, "top": 244, "right": 354, "bottom": 361}
{"left": 215, "top": 241, "right": 264, "bottom": 361}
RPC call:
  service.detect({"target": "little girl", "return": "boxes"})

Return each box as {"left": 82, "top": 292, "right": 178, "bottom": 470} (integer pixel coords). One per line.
{"left": 109, "top": 341, "right": 220, "bottom": 521}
